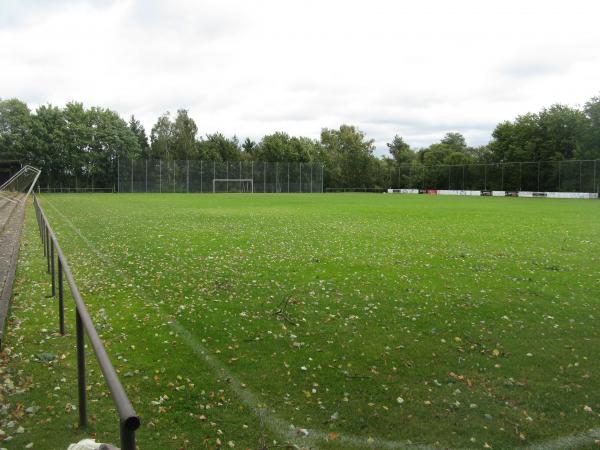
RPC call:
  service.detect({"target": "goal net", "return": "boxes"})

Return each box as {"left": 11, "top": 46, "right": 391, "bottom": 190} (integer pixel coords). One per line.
{"left": 212, "top": 178, "right": 254, "bottom": 193}
{"left": 0, "top": 165, "right": 41, "bottom": 204}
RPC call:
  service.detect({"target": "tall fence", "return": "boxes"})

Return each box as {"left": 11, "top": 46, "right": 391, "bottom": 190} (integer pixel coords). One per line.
{"left": 34, "top": 196, "right": 140, "bottom": 450}
{"left": 389, "top": 160, "right": 599, "bottom": 193}
{"left": 117, "top": 160, "right": 324, "bottom": 193}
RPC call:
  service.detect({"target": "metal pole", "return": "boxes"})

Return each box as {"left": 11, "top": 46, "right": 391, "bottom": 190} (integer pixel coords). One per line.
{"left": 239, "top": 161, "right": 242, "bottom": 192}
{"left": 484, "top": 164, "right": 487, "bottom": 190}
{"left": 201, "top": 161, "right": 203, "bottom": 193}
{"left": 117, "top": 159, "right": 120, "bottom": 193}
{"left": 145, "top": 160, "right": 148, "bottom": 193}
{"left": 131, "top": 160, "right": 133, "bottom": 193}
{"left": 50, "top": 239, "right": 55, "bottom": 297}
{"left": 58, "top": 258, "right": 64, "bottom": 335}
{"left": 213, "top": 161, "right": 216, "bottom": 193}
{"left": 187, "top": 160, "right": 190, "bottom": 193}
{"left": 275, "top": 162, "right": 278, "bottom": 192}
{"left": 462, "top": 164, "right": 465, "bottom": 190}
{"left": 263, "top": 162, "right": 266, "bottom": 193}
{"left": 537, "top": 161, "right": 540, "bottom": 191}
{"left": 173, "top": 161, "right": 176, "bottom": 192}
{"left": 42, "top": 219, "right": 46, "bottom": 257}
{"left": 76, "top": 308, "right": 87, "bottom": 427}
{"left": 159, "top": 160, "right": 162, "bottom": 193}
{"left": 519, "top": 162, "right": 522, "bottom": 191}
{"left": 594, "top": 160, "right": 597, "bottom": 194}
{"left": 251, "top": 161, "right": 254, "bottom": 193}
{"left": 448, "top": 166, "right": 451, "bottom": 190}
{"left": 579, "top": 160, "right": 582, "bottom": 192}
{"left": 501, "top": 163, "right": 504, "bottom": 191}
{"left": 300, "top": 163, "right": 302, "bottom": 193}
{"left": 46, "top": 227, "right": 50, "bottom": 273}
{"left": 311, "top": 164, "right": 313, "bottom": 192}
{"left": 120, "top": 422, "right": 136, "bottom": 450}
{"left": 287, "top": 162, "right": 290, "bottom": 193}
{"left": 558, "top": 161, "right": 561, "bottom": 192}
{"left": 321, "top": 165, "right": 324, "bottom": 193}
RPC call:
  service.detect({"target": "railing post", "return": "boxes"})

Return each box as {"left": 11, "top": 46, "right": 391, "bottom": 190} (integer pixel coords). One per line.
{"left": 50, "top": 238, "right": 55, "bottom": 297}
{"left": 120, "top": 421, "right": 136, "bottom": 450}
{"left": 42, "top": 219, "right": 46, "bottom": 256}
{"left": 76, "top": 308, "right": 87, "bottom": 427}
{"left": 58, "top": 258, "right": 65, "bottom": 335}
{"left": 45, "top": 227, "right": 50, "bottom": 273}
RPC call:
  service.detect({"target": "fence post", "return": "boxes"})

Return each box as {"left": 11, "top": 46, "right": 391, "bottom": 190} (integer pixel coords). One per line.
{"left": 300, "top": 163, "right": 302, "bottom": 193}
{"left": 287, "top": 163, "right": 290, "bottom": 193}
{"left": 46, "top": 227, "right": 50, "bottom": 273}
{"left": 159, "top": 160, "right": 162, "bottom": 193}
{"left": 131, "top": 160, "right": 133, "bottom": 193}
{"left": 579, "top": 160, "right": 582, "bottom": 192}
{"left": 311, "top": 164, "right": 313, "bottom": 193}
{"left": 558, "top": 161, "right": 561, "bottom": 192}
{"left": 594, "top": 160, "right": 597, "bottom": 194}
{"left": 145, "top": 160, "right": 148, "bottom": 193}
{"left": 50, "top": 239, "right": 55, "bottom": 297}
{"left": 501, "top": 163, "right": 504, "bottom": 191}
{"left": 263, "top": 162, "right": 266, "bottom": 193}
{"left": 76, "top": 308, "right": 87, "bottom": 428}
{"left": 117, "top": 159, "right": 120, "bottom": 193}
{"left": 519, "top": 162, "right": 522, "bottom": 191}
{"left": 537, "top": 161, "right": 540, "bottom": 191}
{"left": 484, "top": 164, "right": 487, "bottom": 190}
{"left": 58, "top": 258, "right": 64, "bottom": 335}
{"left": 187, "top": 160, "right": 190, "bottom": 193}
{"left": 201, "top": 161, "right": 203, "bottom": 193}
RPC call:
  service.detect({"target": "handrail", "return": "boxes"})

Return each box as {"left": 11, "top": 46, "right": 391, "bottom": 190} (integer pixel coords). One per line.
{"left": 32, "top": 195, "right": 140, "bottom": 450}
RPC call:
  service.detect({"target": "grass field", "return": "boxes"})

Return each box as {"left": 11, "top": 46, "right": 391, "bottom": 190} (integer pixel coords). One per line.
{"left": 3, "top": 193, "right": 600, "bottom": 449}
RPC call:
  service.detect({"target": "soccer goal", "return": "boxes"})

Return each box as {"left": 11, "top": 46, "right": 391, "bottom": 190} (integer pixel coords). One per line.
{"left": 212, "top": 178, "right": 254, "bottom": 193}
{"left": 0, "top": 164, "right": 41, "bottom": 204}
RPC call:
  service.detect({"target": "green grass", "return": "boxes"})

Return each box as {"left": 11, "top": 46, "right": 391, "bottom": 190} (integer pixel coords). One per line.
{"left": 3, "top": 193, "right": 600, "bottom": 449}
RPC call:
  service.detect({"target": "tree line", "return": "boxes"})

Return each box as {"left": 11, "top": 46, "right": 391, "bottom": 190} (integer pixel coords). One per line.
{"left": 0, "top": 95, "right": 599, "bottom": 189}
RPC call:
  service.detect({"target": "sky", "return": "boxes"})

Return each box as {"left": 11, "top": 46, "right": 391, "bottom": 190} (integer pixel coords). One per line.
{"left": 1, "top": 0, "right": 600, "bottom": 155}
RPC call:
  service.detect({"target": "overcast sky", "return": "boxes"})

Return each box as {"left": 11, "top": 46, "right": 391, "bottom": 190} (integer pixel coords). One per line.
{"left": 1, "top": 0, "right": 599, "bottom": 154}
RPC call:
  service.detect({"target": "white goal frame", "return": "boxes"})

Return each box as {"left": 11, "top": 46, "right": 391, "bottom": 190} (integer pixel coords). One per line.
{"left": 212, "top": 178, "right": 254, "bottom": 193}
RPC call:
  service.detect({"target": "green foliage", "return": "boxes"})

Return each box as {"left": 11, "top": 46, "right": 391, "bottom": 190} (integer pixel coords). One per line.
{"left": 0, "top": 98, "right": 31, "bottom": 161}
{"left": 1, "top": 93, "right": 600, "bottom": 191}
{"left": 197, "top": 133, "right": 241, "bottom": 161}
{"left": 321, "top": 125, "right": 376, "bottom": 187}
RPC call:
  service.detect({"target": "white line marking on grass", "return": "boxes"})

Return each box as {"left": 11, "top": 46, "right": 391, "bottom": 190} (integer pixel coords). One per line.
{"left": 43, "top": 198, "right": 597, "bottom": 450}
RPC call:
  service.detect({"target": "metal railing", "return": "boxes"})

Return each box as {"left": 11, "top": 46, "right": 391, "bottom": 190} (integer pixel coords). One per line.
{"left": 33, "top": 195, "right": 140, "bottom": 450}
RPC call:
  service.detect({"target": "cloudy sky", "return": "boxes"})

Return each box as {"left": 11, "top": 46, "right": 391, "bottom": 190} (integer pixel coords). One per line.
{"left": 1, "top": 0, "right": 599, "bottom": 154}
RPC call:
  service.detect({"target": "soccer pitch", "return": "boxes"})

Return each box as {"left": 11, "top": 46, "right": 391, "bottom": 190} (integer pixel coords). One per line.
{"left": 7, "top": 193, "right": 600, "bottom": 449}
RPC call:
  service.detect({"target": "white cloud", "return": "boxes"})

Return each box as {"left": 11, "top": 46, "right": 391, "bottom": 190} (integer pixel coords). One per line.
{"left": 1, "top": 0, "right": 599, "bottom": 154}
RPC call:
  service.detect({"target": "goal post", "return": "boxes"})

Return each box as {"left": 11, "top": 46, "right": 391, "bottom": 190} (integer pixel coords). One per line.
{"left": 212, "top": 178, "right": 254, "bottom": 193}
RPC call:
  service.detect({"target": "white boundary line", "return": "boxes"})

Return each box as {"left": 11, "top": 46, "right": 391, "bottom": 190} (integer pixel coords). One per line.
{"left": 43, "top": 198, "right": 599, "bottom": 450}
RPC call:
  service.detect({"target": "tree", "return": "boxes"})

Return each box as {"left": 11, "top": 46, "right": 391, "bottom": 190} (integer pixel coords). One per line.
{"left": 0, "top": 98, "right": 32, "bottom": 161}
{"left": 441, "top": 132, "right": 467, "bottom": 152}
{"left": 320, "top": 125, "right": 376, "bottom": 187}
{"left": 129, "top": 115, "right": 150, "bottom": 158}
{"left": 242, "top": 137, "right": 256, "bottom": 156}
{"left": 150, "top": 112, "right": 173, "bottom": 160}
{"left": 171, "top": 109, "right": 198, "bottom": 160}
{"left": 196, "top": 133, "right": 241, "bottom": 161}
{"left": 387, "top": 135, "right": 414, "bottom": 164}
